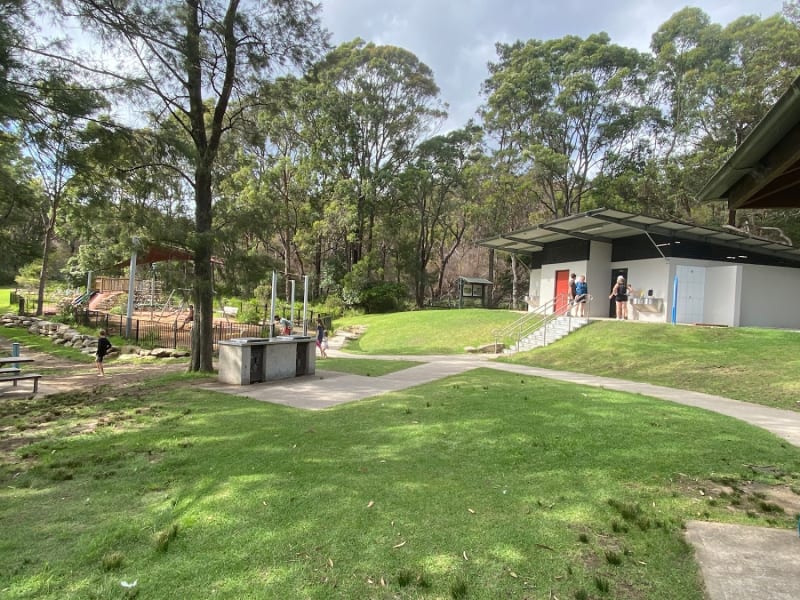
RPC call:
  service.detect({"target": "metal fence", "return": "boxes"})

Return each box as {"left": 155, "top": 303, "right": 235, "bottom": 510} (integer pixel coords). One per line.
{"left": 74, "top": 310, "right": 275, "bottom": 351}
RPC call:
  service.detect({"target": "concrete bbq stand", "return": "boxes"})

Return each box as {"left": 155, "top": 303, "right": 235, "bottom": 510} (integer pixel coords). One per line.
{"left": 218, "top": 336, "right": 315, "bottom": 385}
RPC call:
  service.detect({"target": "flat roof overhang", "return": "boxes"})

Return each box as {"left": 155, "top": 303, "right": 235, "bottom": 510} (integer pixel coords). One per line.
{"left": 698, "top": 75, "right": 800, "bottom": 210}
{"left": 478, "top": 208, "right": 800, "bottom": 266}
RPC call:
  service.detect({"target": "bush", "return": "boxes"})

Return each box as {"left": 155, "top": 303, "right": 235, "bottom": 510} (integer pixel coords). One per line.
{"left": 360, "top": 282, "right": 407, "bottom": 314}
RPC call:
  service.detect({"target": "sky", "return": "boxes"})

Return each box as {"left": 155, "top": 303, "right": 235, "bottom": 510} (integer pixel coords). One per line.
{"left": 319, "top": 0, "right": 786, "bottom": 131}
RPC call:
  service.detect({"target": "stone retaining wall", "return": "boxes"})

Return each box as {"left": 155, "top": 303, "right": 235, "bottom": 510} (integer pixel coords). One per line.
{"left": 1, "top": 314, "right": 189, "bottom": 359}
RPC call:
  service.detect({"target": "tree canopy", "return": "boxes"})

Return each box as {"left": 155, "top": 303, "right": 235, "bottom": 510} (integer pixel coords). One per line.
{"left": 2, "top": 4, "right": 798, "bottom": 330}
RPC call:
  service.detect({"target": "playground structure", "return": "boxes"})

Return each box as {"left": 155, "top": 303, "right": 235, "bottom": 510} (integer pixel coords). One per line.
{"left": 80, "top": 244, "right": 312, "bottom": 338}
{"left": 87, "top": 277, "right": 194, "bottom": 325}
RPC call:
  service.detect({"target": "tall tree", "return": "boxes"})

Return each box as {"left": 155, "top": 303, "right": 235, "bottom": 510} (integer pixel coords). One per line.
{"left": 17, "top": 74, "right": 107, "bottom": 315}
{"left": 394, "top": 126, "right": 481, "bottom": 308}
{"left": 47, "top": 0, "right": 328, "bottom": 371}
{"left": 651, "top": 8, "right": 800, "bottom": 221}
{"left": 307, "top": 40, "right": 446, "bottom": 274}
{"left": 482, "top": 34, "right": 653, "bottom": 219}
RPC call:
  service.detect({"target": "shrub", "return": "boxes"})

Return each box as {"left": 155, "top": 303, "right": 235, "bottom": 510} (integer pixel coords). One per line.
{"left": 360, "top": 282, "right": 407, "bottom": 313}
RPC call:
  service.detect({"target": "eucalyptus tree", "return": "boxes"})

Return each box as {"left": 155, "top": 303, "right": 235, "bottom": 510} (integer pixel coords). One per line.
{"left": 46, "top": 0, "right": 328, "bottom": 371}
{"left": 62, "top": 121, "right": 195, "bottom": 287}
{"left": 0, "top": 133, "right": 42, "bottom": 283}
{"left": 16, "top": 73, "right": 108, "bottom": 315}
{"left": 481, "top": 33, "right": 653, "bottom": 219}
{"left": 394, "top": 126, "right": 482, "bottom": 308}
{"left": 651, "top": 8, "right": 800, "bottom": 222}
{"left": 215, "top": 77, "right": 319, "bottom": 299}
{"left": 0, "top": 0, "right": 27, "bottom": 121}
{"left": 306, "top": 39, "right": 446, "bottom": 279}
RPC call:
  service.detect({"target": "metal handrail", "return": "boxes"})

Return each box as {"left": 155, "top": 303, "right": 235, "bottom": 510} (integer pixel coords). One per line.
{"left": 494, "top": 294, "right": 592, "bottom": 352}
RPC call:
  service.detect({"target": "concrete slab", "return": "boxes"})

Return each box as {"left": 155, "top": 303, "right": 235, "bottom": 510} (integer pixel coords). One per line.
{"left": 685, "top": 521, "right": 800, "bottom": 600}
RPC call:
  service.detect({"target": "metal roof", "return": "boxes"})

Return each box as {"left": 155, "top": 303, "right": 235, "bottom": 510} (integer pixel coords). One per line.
{"left": 698, "top": 75, "right": 800, "bottom": 209}
{"left": 458, "top": 276, "right": 493, "bottom": 285}
{"left": 478, "top": 208, "right": 800, "bottom": 265}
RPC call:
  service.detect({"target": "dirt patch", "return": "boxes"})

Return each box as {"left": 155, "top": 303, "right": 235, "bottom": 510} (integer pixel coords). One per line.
{"left": 676, "top": 473, "right": 800, "bottom": 518}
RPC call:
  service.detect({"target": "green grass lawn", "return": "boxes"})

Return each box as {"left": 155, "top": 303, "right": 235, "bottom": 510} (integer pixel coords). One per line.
{"left": 317, "top": 357, "right": 422, "bottom": 377}
{"left": 499, "top": 321, "right": 800, "bottom": 411}
{"left": 0, "top": 287, "right": 14, "bottom": 313}
{"left": 334, "top": 308, "right": 520, "bottom": 355}
{"left": 2, "top": 369, "right": 798, "bottom": 599}
{"left": 331, "top": 310, "right": 799, "bottom": 411}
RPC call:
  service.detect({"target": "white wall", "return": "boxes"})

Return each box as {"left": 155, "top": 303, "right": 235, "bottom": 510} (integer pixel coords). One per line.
{"left": 739, "top": 264, "right": 800, "bottom": 328}
{"left": 527, "top": 269, "right": 542, "bottom": 311}
{"left": 527, "top": 253, "right": 800, "bottom": 329}
{"left": 703, "top": 265, "right": 741, "bottom": 326}
{"left": 537, "top": 260, "right": 588, "bottom": 314}
{"left": 586, "top": 242, "right": 611, "bottom": 318}
{"left": 618, "top": 258, "right": 671, "bottom": 322}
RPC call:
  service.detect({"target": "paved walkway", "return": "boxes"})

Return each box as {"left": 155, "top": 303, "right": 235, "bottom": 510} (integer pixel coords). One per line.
{"left": 202, "top": 348, "right": 800, "bottom": 600}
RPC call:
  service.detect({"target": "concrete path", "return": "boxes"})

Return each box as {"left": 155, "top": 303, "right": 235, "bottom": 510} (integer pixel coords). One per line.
{"left": 202, "top": 349, "right": 800, "bottom": 600}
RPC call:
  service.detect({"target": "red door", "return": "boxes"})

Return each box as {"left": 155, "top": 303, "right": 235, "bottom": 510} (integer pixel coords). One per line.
{"left": 554, "top": 270, "right": 570, "bottom": 313}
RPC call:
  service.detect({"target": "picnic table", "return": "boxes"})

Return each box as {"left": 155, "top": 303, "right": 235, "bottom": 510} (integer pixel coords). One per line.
{"left": 0, "top": 355, "right": 42, "bottom": 393}
{"left": 0, "top": 356, "right": 35, "bottom": 365}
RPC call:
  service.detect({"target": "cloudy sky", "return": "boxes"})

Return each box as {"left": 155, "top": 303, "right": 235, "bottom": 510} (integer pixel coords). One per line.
{"left": 319, "top": 0, "right": 786, "bottom": 130}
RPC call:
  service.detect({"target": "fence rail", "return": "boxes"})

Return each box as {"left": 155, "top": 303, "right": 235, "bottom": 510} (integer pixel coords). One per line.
{"left": 74, "top": 310, "right": 280, "bottom": 351}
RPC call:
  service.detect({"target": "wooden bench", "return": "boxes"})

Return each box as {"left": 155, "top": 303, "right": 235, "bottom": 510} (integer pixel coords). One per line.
{"left": 0, "top": 367, "right": 22, "bottom": 376}
{"left": 0, "top": 373, "right": 43, "bottom": 393}
{"left": 222, "top": 306, "right": 239, "bottom": 320}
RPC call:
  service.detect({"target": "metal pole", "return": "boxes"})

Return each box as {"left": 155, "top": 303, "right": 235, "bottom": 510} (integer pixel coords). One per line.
{"left": 11, "top": 342, "right": 20, "bottom": 369}
{"left": 269, "top": 271, "right": 277, "bottom": 337}
{"left": 125, "top": 241, "right": 138, "bottom": 338}
{"left": 302, "top": 275, "right": 309, "bottom": 336}
{"left": 671, "top": 276, "right": 678, "bottom": 325}
{"left": 290, "top": 279, "right": 296, "bottom": 327}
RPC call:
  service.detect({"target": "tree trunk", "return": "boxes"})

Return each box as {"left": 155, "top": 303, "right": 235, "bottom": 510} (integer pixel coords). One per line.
{"left": 190, "top": 166, "right": 215, "bottom": 372}
{"left": 487, "top": 248, "right": 495, "bottom": 307}
{"left": 36, "top": 195, "right": 60, "bottom": 316}
{"left": 511, "top": 253, "right": 518, "bottom": 310}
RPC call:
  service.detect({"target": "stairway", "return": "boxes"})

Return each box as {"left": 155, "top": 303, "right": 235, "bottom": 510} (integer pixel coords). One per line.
{"left": 89, "top": 291, "right": 125, "bottom": 312}
{"left": 507, "top": 316, "right": 591, "bottom": 353}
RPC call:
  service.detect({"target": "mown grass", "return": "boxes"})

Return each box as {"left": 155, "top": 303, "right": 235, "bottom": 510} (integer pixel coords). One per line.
{"left": 334, "top": 308, "right": 520, "bottom": 355}
{"left": 0, "top": 287, "right": 14, "bottom": 313}
{"left": 317, "top": 357, "right": 422, "bottom": 377}
{"left": 500, "top": 321, "right": 800, "bottom": 411}
{"left": 0, "top": 326, "right": 122, "bottom": 364}
{"left": 1, "top": 369, "right": 798, "bottom": 599}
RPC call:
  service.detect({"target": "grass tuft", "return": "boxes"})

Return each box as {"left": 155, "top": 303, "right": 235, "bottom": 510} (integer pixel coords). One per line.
{"left": 594, "top": 574, "right": 610, "bottom": 593}
{"left": 101, "top": 551, "right": 124, "bottom": 571}
{"left": 450, "top": 576, "right": 469, "bottom": 599}
{"left": 605, "top": 549, "right": 622, "bottom": 565}
{"left": 607, "top": 498, "right": 642, "bottom": 521}
{"left": 154, "top": 523, "right": 179, "bottom": 552}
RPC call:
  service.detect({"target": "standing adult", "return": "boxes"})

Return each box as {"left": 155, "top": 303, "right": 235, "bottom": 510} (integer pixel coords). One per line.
{"left": 568, "top": 273, "right": 577, "bottom": 315}
{"left": 315, "top": 317, "right": 327, "bottom": 359}
{"left": 609, "top": 275, "right": 629, "bottom": 320}
{"left": 574, "top": 275, "right": 588, "bottom": 317}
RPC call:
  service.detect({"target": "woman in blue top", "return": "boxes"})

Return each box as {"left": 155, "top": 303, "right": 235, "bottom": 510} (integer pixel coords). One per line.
{"left": 574, "top": 275, "right": 588, "bottom": 317}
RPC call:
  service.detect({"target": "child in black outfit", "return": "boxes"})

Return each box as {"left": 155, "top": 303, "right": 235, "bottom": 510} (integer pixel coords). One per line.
{"left": 95, "top": 329, "right": 112, "bottom": 376}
